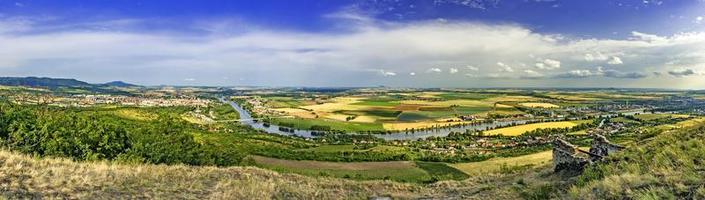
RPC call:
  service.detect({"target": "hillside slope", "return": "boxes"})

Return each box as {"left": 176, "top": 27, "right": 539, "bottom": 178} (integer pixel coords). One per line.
{"left": 0, "top": 77, "right": 91, "bottom": 88}
{"left": 567, "top": 125, "right": 705, "bottom": 199}
{"left": 0, "top": 150, "right": 550, "bottom": 199}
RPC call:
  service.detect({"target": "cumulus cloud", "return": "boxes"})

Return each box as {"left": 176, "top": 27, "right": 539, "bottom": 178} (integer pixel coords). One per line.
{"left": 378, "top": 69, "right": 397, "bottom": 77}
{"left": 497, "top": 62, "right": 514, "bottom": 72}
{"left": 427, "top": 68, "right": 442, "bottom": 73}
{"left": 535, "top": 58, "right": 560, "bottom": 70}
{"left": 602, "top": 69, "right": 646, "bottom": 79}
{"left": 584, "top": 52, "right": 609, "bottom": 61}
{"left": 631, "top": 31, "right": 667, "bottom": 43}
{"left": 521, "top": 69, "right": 544, "bottom": 79}
{"left": 668, "top": 69, "right": 697, "bottom": 77}
{"left": 555, "top": 69, "right": 596, "bottom": 78}
{"left": 449, "top": 68, "right": 459, "bottom": 74}
{"left": 554, "top": 67, "right": 646, "bottom": 79}
{"left": 0, "top": 13, "right": 704, "bottom": 87}
{"left": 409, "top": 72, "right": 416, "bottom": 76}
{"left": 607, "top": 56, "right": 623, "bottom": 65}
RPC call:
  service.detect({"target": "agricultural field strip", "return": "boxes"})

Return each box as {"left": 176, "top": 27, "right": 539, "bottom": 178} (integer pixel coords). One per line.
{"left": 484, "top": 120, "right": 592, "bottom": 136}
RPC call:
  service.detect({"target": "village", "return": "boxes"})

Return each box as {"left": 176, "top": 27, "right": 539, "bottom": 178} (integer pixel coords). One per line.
{"left": 10, "top": 94, "right": 212, "bottom": 107}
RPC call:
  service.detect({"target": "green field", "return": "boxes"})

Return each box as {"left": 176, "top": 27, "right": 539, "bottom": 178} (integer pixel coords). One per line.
{"left": 271, "top": 117, "right": 385, "bottom": 131}
{"left": 250, "top": 155, "right": 467, "bottom": 183}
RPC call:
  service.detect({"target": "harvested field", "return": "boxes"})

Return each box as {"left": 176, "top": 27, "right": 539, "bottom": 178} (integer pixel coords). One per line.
{"left": 518, "top": 102, "right": 560, "bottom": 108}
{"left": 484, "top": 120, "right": 590, "bottom": 136}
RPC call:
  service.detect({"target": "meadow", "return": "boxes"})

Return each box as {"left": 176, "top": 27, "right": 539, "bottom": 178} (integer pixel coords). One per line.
{"left": 249, "top": 155, "right": 468, "bottom": 183}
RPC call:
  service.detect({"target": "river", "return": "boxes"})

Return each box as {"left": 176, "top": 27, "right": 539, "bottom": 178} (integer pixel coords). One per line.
{"left": 224, "top": 98, "right": 554, "bottom": 141}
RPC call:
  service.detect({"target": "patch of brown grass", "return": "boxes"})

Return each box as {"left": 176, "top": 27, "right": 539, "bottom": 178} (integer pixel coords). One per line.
{"left": 0, "top": 150, "right": 558, "bottom": 199}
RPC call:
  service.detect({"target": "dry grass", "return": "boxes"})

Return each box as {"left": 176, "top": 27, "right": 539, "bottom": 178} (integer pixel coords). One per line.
{"left": 0, "top": 150, "right": 542, "bottom": 199}
{"left": 252, "top": 156, "right": 417, "bottom": 171}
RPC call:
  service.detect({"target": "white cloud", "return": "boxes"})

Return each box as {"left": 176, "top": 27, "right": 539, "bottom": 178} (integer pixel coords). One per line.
{"left": 497, "top": 62, "right": 514, "bottom": 72}
{"left": 554, "top": 66, "right": 646, "bottom": 79}
{"left": 427, "top": 68, "right": 442, "bottom": 73}
{"left": 584, "top": 52, "right": 609, "bottom": 61}
{"left": 535, "top": 58, "right": 560, "bottom": 70}
{"left": 409, "top": 72, "right": 416, "bottom": 76}
{"left": 449, "top": 68, "right": 458, "bottom": 74}
{"left": 557, "top": 69, "right": 595, "bottom": 78}
{"left": 522, "top": 69, "right": 543, "bottom": 78}
{"left": 696, "top": 16, "right": 703, "bottom": 24}
{"left": 184, "top": 78, "right": 196, "bottom": 81}
{"left": 630, "top": 31, "right": 667, "bottom": 43}
{"left": 378, "top": 69, "right": 397, "bottom": 77}
{"left": 0, "top": 14, "right": 704, "bottom": 87}
{"left": 607, "top": 56, "right": 623, "bottom": 65}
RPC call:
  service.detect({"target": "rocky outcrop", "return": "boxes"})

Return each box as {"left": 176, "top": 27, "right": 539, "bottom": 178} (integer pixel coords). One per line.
{"left": 552, "top": 139, "right": 590, "bottom": 172}
{"left": 552, "top": 134, "right": 624, "bottom": 172}
{"left": 588, "top": 134, "right": 625, "bottom": 162}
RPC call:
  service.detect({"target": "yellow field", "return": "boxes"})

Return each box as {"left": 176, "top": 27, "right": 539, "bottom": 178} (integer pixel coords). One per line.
{"left": 656, "top": 117, "right": 705, "bottom": 130}
{"left": 350, "top": 115, "right": 376, "bottom": 123}
{"left": 451, "top": 150, "right": 552, "bottom": 176}
{"left": 484, "top": 120, "right": 589, "bottom": 136}
{"left": 300, "top": 97, "right": 368, "bottom": 112}
{"left": 518, "top": 102, "right": 560, "bottom": 108}
{"left": 494, "top": 103, "right": 514, "bottom": 108}
{"left": 275, "top": 108, "right": 317, "bottom": 119}
{"left": 548, "top": 94, "right": 601, "bottom": 101}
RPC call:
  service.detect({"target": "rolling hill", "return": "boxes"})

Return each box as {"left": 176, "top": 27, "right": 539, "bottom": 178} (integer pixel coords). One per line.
{"left": 0, "top": 77, "right": 139, "bottom": 88}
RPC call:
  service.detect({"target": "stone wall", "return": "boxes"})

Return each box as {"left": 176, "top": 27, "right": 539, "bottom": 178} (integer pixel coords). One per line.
{"left": 552, "top": 134, "right": 624, "bottom": 172}
{"left": 552, "top": 139, "right": 590, "bottom": 172}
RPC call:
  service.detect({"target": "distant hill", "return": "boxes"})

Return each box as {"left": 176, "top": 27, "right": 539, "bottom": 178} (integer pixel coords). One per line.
{"left": 102, "top": 81, "right": 138, "bottom": 87}
{"left": 0, "top": 77, "right": 139, "bottom": 88}
{"left": 0, "top": 77, "right": 91, "bottom": 88}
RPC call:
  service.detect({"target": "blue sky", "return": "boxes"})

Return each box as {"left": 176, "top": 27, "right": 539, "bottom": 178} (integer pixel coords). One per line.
{"left": 1, "top": 0, "right": 705, "bottom": 88}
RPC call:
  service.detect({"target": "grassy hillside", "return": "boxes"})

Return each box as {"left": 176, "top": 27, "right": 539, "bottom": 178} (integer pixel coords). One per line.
{"left": 567, "top": 125, "right": 705, "bottom": 199}
{"left": 0, "top": 149, "right": 555, "bottom": 199}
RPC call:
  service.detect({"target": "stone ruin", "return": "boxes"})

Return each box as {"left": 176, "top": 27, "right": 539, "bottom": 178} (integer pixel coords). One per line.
{"left": 552, "top": 134, "right": 625, "bottom": 172}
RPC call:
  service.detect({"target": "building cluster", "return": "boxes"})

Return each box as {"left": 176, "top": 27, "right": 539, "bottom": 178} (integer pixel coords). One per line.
{"left": 13, "top": 94, "right": 211, "bottom": 107}
{"left": 237, "top": 96, "right": 288, "bottom": 116}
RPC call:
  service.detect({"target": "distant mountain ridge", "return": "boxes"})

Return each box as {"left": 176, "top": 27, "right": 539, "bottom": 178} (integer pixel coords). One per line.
{"left": 0, "top": 77, "right": 138, "bottom": 88}
{"left": 101, "top": 81, "right": 138, "bottom": 87}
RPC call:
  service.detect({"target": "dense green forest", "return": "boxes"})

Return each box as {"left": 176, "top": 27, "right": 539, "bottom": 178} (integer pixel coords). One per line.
{"left": 0, "top": 102, "right": 244, "bottom": 166}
